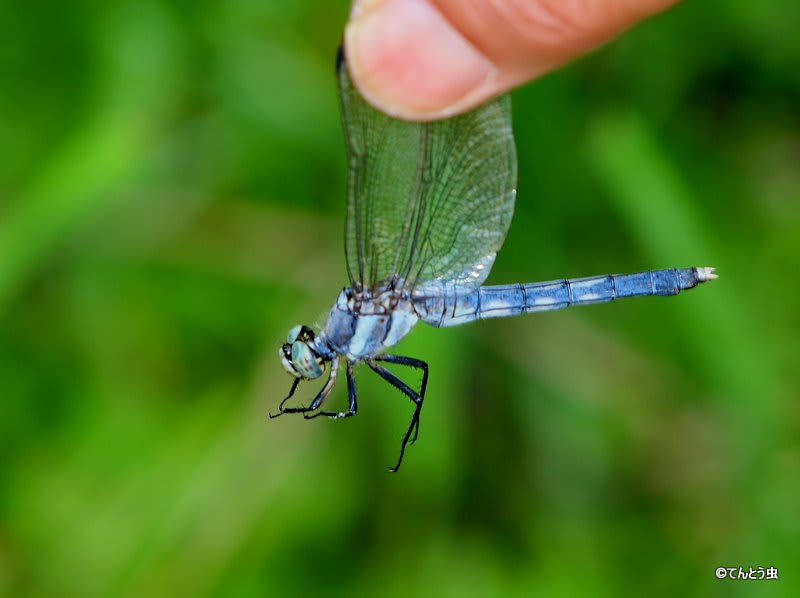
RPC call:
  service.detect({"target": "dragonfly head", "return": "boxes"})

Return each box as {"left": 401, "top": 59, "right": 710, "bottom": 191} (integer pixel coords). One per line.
{"left": 279, "top": 325, "right": 326, "bottom": 380}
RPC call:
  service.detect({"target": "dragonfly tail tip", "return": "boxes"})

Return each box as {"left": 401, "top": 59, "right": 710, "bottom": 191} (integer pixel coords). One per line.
{"left": 697, "top": 266, "right": 718, "bottom": 281}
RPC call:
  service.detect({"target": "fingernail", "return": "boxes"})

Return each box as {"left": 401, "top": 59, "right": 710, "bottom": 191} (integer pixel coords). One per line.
{"left": 345, "top": 0, "right": 498, "bottom": 120}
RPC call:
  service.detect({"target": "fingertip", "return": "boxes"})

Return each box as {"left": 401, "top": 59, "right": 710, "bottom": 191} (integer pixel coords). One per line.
{"left": 345, "top": 0, "right": 499, "bottom": 120}
{"left": 345, "top": 0, "right": 685, "bottom": 119}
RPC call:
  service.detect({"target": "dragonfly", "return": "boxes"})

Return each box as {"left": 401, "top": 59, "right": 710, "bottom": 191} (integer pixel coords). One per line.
{"left": 272, "top": 46, "right": 716, "bottom": 472}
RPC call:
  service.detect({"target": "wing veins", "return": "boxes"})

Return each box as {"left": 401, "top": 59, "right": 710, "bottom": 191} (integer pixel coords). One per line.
{"left": 398, "top": 125, "right": 434, "bottom": 288}
{"left": 407, "top": 117, "right": 483, "bottom": 289}
{"left": 338, "top": 47, "right": 516, "bottom": 297}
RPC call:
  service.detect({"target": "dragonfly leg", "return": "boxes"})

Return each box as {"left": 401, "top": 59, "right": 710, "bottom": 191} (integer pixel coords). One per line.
{"left": 269, "top": 356, "right": 339, "bottom": 418}
{"left": 304, "top": 362, "right": 358, "bottom": 420}
{"left": 368, "top": 354, "right": 429, "bottom": 472}
{"left": 277, "top": 378, "right": 301, "bottom": 411}
{"left": 374, "top": 354, "right": 429, "bottom": 444}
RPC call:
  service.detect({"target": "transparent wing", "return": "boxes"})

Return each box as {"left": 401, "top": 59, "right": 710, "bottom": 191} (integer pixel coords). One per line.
{"left": 338, "top": 48, "right": 517, "bottom": 295}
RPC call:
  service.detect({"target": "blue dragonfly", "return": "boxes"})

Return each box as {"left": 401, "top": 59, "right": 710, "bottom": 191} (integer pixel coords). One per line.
{"left": 272, "top": 47, "right": 716, "bottom": 471}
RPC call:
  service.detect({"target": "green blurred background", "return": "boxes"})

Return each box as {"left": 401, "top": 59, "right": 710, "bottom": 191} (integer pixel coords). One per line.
{"left": 1, "top": 1, "right": 798, "bottom": 596}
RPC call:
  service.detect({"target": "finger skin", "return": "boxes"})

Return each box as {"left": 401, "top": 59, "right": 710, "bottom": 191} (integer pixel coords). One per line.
{"left": 345, "top": 0, "right": 681, "bottom": 120}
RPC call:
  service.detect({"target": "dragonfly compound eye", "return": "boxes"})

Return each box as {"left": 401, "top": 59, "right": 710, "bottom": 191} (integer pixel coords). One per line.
{"left": 286, "top": 324, "right": 315, "bottom": 344}
{"left": 286, "top": 325, "right": 303, "bottom": 344}
{"left": 279, "top": 344, "right": 300, "bottom": 377}
{"left": 291, "top": 341, "right": 325, "bottom": 379}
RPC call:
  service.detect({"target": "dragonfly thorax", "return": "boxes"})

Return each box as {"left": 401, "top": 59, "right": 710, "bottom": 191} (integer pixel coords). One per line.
{"left": 321, "top": 287, "right": 419, "bottom": 361}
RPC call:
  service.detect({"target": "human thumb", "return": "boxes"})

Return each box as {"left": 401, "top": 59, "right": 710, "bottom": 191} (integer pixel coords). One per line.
{"left": 345, "top": 0, "right": 680, "bottom": 120}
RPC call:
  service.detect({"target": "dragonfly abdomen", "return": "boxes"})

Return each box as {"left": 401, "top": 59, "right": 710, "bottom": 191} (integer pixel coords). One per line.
{"left": 418, "top": 267, "right": 716, "bottom": 328}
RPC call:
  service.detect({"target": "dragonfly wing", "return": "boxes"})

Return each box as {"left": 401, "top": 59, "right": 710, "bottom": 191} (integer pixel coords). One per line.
{"left": 338, "top": 47, "right": 517, "bottom": 294}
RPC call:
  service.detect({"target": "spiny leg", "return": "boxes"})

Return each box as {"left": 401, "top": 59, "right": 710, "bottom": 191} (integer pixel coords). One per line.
{"left": 269, "top": 356, "right": 339, "bottom": 418}
{"left": 367, "top": 355, "right": 429, "bottom": 472}
{"left": 373, "top": 354, "right": 428, "bottom": 444}
{"left": 305, "top": 362, "right": 358, "bottom": 420}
